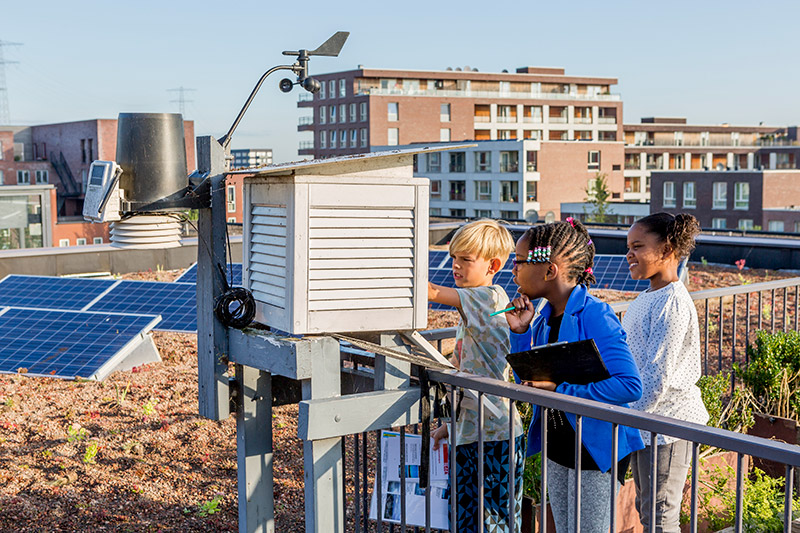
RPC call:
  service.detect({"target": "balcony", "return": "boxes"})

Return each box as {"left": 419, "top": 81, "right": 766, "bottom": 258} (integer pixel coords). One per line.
{"left": 298, "top": 116, "right": 314, "bottom": 132}
{"left": 356, "top": 87, "right": 621, "bottom": 101}
{"left": 473, "top": 116, "right": 491, "bottom": 123}
{"left": 598, "top": 117, "right": 617, "bottom": 124}
{"left": 496, "top": 116, "right": 517, "bottom": 123}
{"left": 297, "top": 93, "right": 314, "bottom": 107}
{"left": 548, "top": 117, "right": 568, "bottom": 124}
{"left": 574, "top": 117, "right": 592, "bottom": 124}
{"left": 522, "top": 116, "right": 542, "bottom": 123}
{"left": 298, "top": 140, "right": 314, "bottom": 155}
{"left": 449, "top": 192, "right": 465, "bottom": 201}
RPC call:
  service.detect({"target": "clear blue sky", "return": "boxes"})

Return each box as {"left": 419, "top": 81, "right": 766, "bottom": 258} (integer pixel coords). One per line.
{"left": 2, "top": 0, "right": 799, "bottom": 164}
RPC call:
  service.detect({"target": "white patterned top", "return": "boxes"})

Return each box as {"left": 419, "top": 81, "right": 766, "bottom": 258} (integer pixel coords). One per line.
{"left": 622, "top": 281, "right": 709, "bottom": 445}
{"left": 453, "top": 285, "right": 524, "bottom": 446}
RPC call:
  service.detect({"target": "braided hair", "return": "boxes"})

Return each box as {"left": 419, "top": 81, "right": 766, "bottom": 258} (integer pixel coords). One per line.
{"left": 635, "top": 212, "right": 700, "bottom": 259}
{"left": 521, "top": 218, "right": 596, "bottom": 286}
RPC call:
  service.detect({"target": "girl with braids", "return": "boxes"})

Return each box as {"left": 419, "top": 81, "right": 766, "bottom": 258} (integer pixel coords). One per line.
{"left": 505, "top": 218, "right": 644, "bottom": 533}
{"left": 622, "top": 213, "right": 708, "bottom": 533}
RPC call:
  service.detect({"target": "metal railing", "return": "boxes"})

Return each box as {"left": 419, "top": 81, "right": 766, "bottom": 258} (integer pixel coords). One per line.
{"left": 357, "top": 88, "right": 622, "bottom": 102}
{"left": 298, "top": 116, "right": 314, "bottom": 126}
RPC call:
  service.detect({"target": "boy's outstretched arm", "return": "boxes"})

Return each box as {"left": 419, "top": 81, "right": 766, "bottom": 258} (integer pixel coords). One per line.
{"left": 428, "top": 281, "right": 461, "bottom": 309}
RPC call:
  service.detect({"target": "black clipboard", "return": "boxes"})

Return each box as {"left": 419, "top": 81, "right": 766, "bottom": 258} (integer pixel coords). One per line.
{"left": 506, "top": 339, "right": 610, "bottom": 385}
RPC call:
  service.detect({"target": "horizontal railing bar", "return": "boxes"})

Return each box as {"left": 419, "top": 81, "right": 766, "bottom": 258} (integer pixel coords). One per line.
{"left": 427, "top": 369, "right": 800, "bottom": 466}
{"left": 419, "top": 327, "right": 458, "bottom": 341}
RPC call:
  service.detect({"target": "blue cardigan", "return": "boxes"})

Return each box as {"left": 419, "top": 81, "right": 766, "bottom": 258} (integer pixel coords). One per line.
{"left": 510, "top": 284, "right": 645, "bottom": 472}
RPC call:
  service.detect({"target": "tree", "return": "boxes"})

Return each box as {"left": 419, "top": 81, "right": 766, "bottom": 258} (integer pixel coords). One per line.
{"left": 583, "top": 172, "right": 611, "bottom": 223}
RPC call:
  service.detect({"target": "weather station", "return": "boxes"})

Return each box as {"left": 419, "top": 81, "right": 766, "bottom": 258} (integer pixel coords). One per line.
{"left": 77, "top": 31, "right": 468, "bottom": 533}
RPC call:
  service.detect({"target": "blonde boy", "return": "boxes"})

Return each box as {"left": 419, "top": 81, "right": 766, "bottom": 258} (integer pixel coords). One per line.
{"left": 428, "top": 219, "right": 524, "bottom": 533}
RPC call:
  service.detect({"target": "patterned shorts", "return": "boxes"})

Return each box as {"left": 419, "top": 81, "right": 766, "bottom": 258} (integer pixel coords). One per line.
{"left": 455, "top": 435, "right": 525, "bottom": 533}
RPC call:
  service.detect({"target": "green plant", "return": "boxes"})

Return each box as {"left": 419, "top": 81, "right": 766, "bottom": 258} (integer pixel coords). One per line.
{"left": 83, "top": 441, "right": 99, "bottom": 464}
{"left": 197, "top": 493, "right": 223, "bottom": 517}
{"left": 114, "top": 382, "right": 130, "bottom": 407}
{"left": 583, "top": 172, "right": 611, "bottom": 223}
{"left": 698, "top": 372, "right": 753, "bottom": 434}
{"left": 66, "top": 424, "right": 87, "bottom": 443}
{"left": 762, "top": 302, "right": 773, "bottom": 322}
{"left": 735, "top": 330, "right": 800, "bottom": 421}
{"left": 142, "top": 400, "right": 157, "bottom": 417}
{"left": 701, "top": 256, "right": 709, "bottom": 267}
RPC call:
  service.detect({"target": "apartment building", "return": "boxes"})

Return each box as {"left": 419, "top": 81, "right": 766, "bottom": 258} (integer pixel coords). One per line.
{"left": 379, "top": 139, "right": 624, "bottom": 221}
{"left": 230, "top": 148, "right": 273, "bottom": 169}
{"left": 650, "top": 169, "right": 800, "bottom": 231}
{"left": 297, "top": 66, "right": 623, "bottom": 159}
{"left": 623, "top": 118, "right": 799, "bottom": 203}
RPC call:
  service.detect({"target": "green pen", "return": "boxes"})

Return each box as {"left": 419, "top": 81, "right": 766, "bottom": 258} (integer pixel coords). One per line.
{"left": 489, "top": 305, "right": 516, "bottom": 317}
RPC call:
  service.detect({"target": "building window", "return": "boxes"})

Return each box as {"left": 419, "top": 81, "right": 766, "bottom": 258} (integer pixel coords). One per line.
{"left": 227, "top": 185, "right": 236, "bottom": 212}
{"left": 674, "top": 131, "right": 683, "bottom": 146}
{"left": 319, "top": 105, "right": 326, "bottom": 124}
{"left": 328, "top": 80, "right": 335, "bottom": 99}
{"left": 330, "top": 130, "right": 337, "bottom": 147}
{"left": 430, "top": 207, "right": 441, "bottom": 216}
{"left": 430, "top": 180, "right": 441, "bottom": 198}
{"left": 440, "top": 103, "right": 451, "bottom": 122}
{"left": 440, "top": 128, "right": 450, "bottom": 142}
{"left": 450, "top": 208, "right": 466, "bottom": 217}
{"left": 81, "top": 139, "right": 86, "bottom": 163}
{"left": 339, "top": 104, "right": 346, "bottom": 123}
{"left": 712, "top": 218, "right": 726, "bottom": 229}
{"left": 413, "top": 154, "right": 418, "bottom": 173}
{"left": 526, "top": 181, "right": 538, "bottom": 201}
{"left": 738, "top": 219, "right": 754, "bottom": 230}
{"left": 349, "top": 103, "right": 356, "bottom": 122}
{"left": 625, "top": 176, "right": 641, "bottom": 193}
{"left": 17, "top": 170, "right": 30, "bottom": 184}
{"left": 59, "top": 239, "right": 70, "bottom": 247}
{"left": 475, "top": 180, "right": 491, "bottom": 201}
{"left": 498, "top": 129, "right": 517, "bottom": 140}
{"left": 475, "top": 152, "right": 491, "bottom": 172}
{"left": 320, "top": 130, "right": 327, "bottom": 149}
{"left": 93, "top": 237, "right": 103, "bottom": 244}
{"left": 319, "top": 81, "right": 326, "bottom": 99}
{"left": 0, "top": 140, "right": 3, "bottom": 159}
{"left": 734, "top": 182, "right": 749, "bottom": 210}
{"left": 360, "top": 102, "right": 367, "bottom": 121}
{"left": 500, "top": 210, "right": 518, "bottom": 220}
{"left": 526, "top": 151, "right": 538, "bottom": 172}
{"left": 795, "top": 222, "right": 800, "bottom": 233}
{"left": 646, "top": 153, "right": 662, "bottom": 170}
{"left": 499, "top": 151, "right": 519, "bottom": 173}
{"left": 76, "top": 238, "right": 87, "bottom": 246}
{"left": 387, "top": 102, "right": 399, "bottom": 122}
{"left": 768, "top": 220, "right": 785, "bottom": 232}
{"left": 35, "top": 170, "right": 48, "bottom": 184}
{"left": 330, "top": 106, "right": 336, "bottom": 123}
{"left": 500, "top": 181, "right": 519, "bottom": 202}
{"left": 339, "top": 79, "right": 346, "bottom": 97}
{"left": 683, "top": 181, "right": 696, "bottom": 209}
{"left": 475, "top": 209, "right": 491, "bottom": 218}
{"left": 350, "top": 129, "right": 357, "bottom": 148}
{"left": 450, "top": 181, "right": 466, "bottom": 201}
{"left": 712, "top": 182, "right": 727, "bottom": 209}
{"left": 700, "top": 131, "right": 709, "bottom": 146}
{"left": 88, "top": 139, "right": 93, "bottom": 162}
{"left": 360, "top": 128, "right": 367, "bottom": 148}
{"left": 449, "top": 152, "right": 465, "bottom": 173}
{"left": 588, "top": 150, "right": 600, "bottom": 170}
{"left": 662, "top": 181, "right": 676, "bottom": 208}
{"left": 428, "top": 153, "right": 441, "bottom": 172}
{"left": 387, "top": 128, "right": 399, "bottom": 146}
{"left": 340, "top": 129, "right": 347, "bottom": 148}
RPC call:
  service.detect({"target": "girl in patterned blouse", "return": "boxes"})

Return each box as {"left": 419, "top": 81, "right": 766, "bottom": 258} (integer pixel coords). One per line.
{"left": 622, "top": 212, "right": 708, "bottom": 533}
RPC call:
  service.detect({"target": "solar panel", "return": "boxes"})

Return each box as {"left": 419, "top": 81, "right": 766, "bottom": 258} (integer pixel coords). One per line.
{"left": 0, "top": 275, "right": 117, "bottom": 311}
{"left": 175, "top": 263, "right": 244, "bottom": 286}
{"left": 87, "top": 281, "right": 197, "bottom": 333}
{"left": 0, "top": 307, "right": 160, "bottom": 380}
{"left": 592, "top": 255, "right": 649, "bottom": 292}
{"left": 428, "top": 251, "right": 448, "bottom": 270}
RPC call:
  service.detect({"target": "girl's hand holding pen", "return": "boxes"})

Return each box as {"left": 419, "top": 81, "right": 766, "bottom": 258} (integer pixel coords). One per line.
{"left": 505, "top": 294, "right": 536, "bottom": 334}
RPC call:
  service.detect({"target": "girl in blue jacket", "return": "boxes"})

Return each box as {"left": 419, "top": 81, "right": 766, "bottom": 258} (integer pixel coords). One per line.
{"left": 506, "top": 218, "right": 644, "bottom": 533}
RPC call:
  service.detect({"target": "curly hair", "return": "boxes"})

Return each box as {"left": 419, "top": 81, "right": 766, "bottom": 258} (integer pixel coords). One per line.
{"left": 635, "top": 212, "right": 701, "bottom": 259}
{"left": 521, "top": 218, "right": 596, "bottom": 286}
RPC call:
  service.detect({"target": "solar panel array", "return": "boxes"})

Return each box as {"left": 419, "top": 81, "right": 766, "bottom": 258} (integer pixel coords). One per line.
{"left": 0, "top": 275, "right": 196, "bottom": 334}
{"left": 0, "top": 306, "right": 160, "bottom": 380}
{"left": 175, "top": 263, "right": 243, "bottom": 286}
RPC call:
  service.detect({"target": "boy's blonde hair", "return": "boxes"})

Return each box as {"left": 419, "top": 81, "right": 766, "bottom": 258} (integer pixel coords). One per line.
{"left": 449, "top": 219, "right": 514, "bottom": 262}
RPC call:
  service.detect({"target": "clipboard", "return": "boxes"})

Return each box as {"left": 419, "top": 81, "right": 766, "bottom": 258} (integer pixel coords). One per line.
{"left": 506, "top": 339, "right": 610, "bottom": 385}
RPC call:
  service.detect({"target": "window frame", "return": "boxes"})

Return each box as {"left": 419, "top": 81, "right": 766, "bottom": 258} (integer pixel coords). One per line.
{"left": 17, "top": 170, "right": 30, "bottom": 184}
{"left": 387, "top": 102, "right": 399, "bottom": 122}
{"left": 449, "top": 152, "right": 465, "bottom": 173}
{"left": 227, "top": 185, "right": 236, "bottom": 212}
{"left": 427, "top": 153, "right": 441, "bottom": 173}
{"left": 712, "top": 182, "right": 727, "bottom": 210}
{"left": 474, "top": 151, "right": 491, "bottom": 172}
{"left": 475, "top": 180, "right": 491, "bottom": 201}
{"left": 734, "top": 182, "right": 750, "bottom": 210}
{"left": 587, "top": 150, "right": 600, "bottom": 170}
{"left": 682, "top": 181, "right": 696, "bottom": 209}
{"left": 387, "top": 128, "right": 399, "bottom": 146}
{"left": 662, "top": 181, "right": 676, "bottom": 208}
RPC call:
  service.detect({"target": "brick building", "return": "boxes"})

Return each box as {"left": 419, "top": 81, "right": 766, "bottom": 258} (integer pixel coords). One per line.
{"left": 623, "top": 118, "right": 799, "bottom": 203}
{"left": 297, "top": 66, "right": 623, "bottom": 159}
{"left": 650, "top": 169, "right": 800, "bottom": 231}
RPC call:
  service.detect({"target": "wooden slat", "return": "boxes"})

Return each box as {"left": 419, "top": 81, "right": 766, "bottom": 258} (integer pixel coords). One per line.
{"left": 308, "top": 238, "right": 414, "bottom": 249}
{"left": 250, "top": 243, "right": 287, "bottom": 259}
{"left": 250, "top": 271, "right": 286, "bottom": 287}
{"left": 309, "top": 227, "right": 413, "bottom": 239}
{"left": 252, "top": 205, "right": 287, "bottom": 217}
{"left": 308, "top": 278, "right": 413, "bottom": 290}
{"left": 251, "top": 222, "right": 287, "bottom": 237}
{"left": 308, "top": 248, "right": 413, "bottom": 260}
{"left": 309, "top": 267, "right": 414, "bottom": 280}
{"left": 249, "top": 262, "right": 287, "bottom": 278}
{"left": 308, "top": 297, "right": 413, "bottom": 311}
{"left": 251, "top": 233, "right": 287, "bottom": 247}
{"left": 309, "top": 257, "right": 413, "bottom": 270}
{"left": 252, "top": 281, "right": 286, "bottom": 299}
{"left": 309, "top": 217, "right": 413, "bottom": 229}
{"left": 309, "top": 208, "right": 413, "bottom": 219}
{"left": 308, "top": 287, "right": 413, "bottom": 301}
{"left": 250, "top": 251, "right": 286, "bottom": 267}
